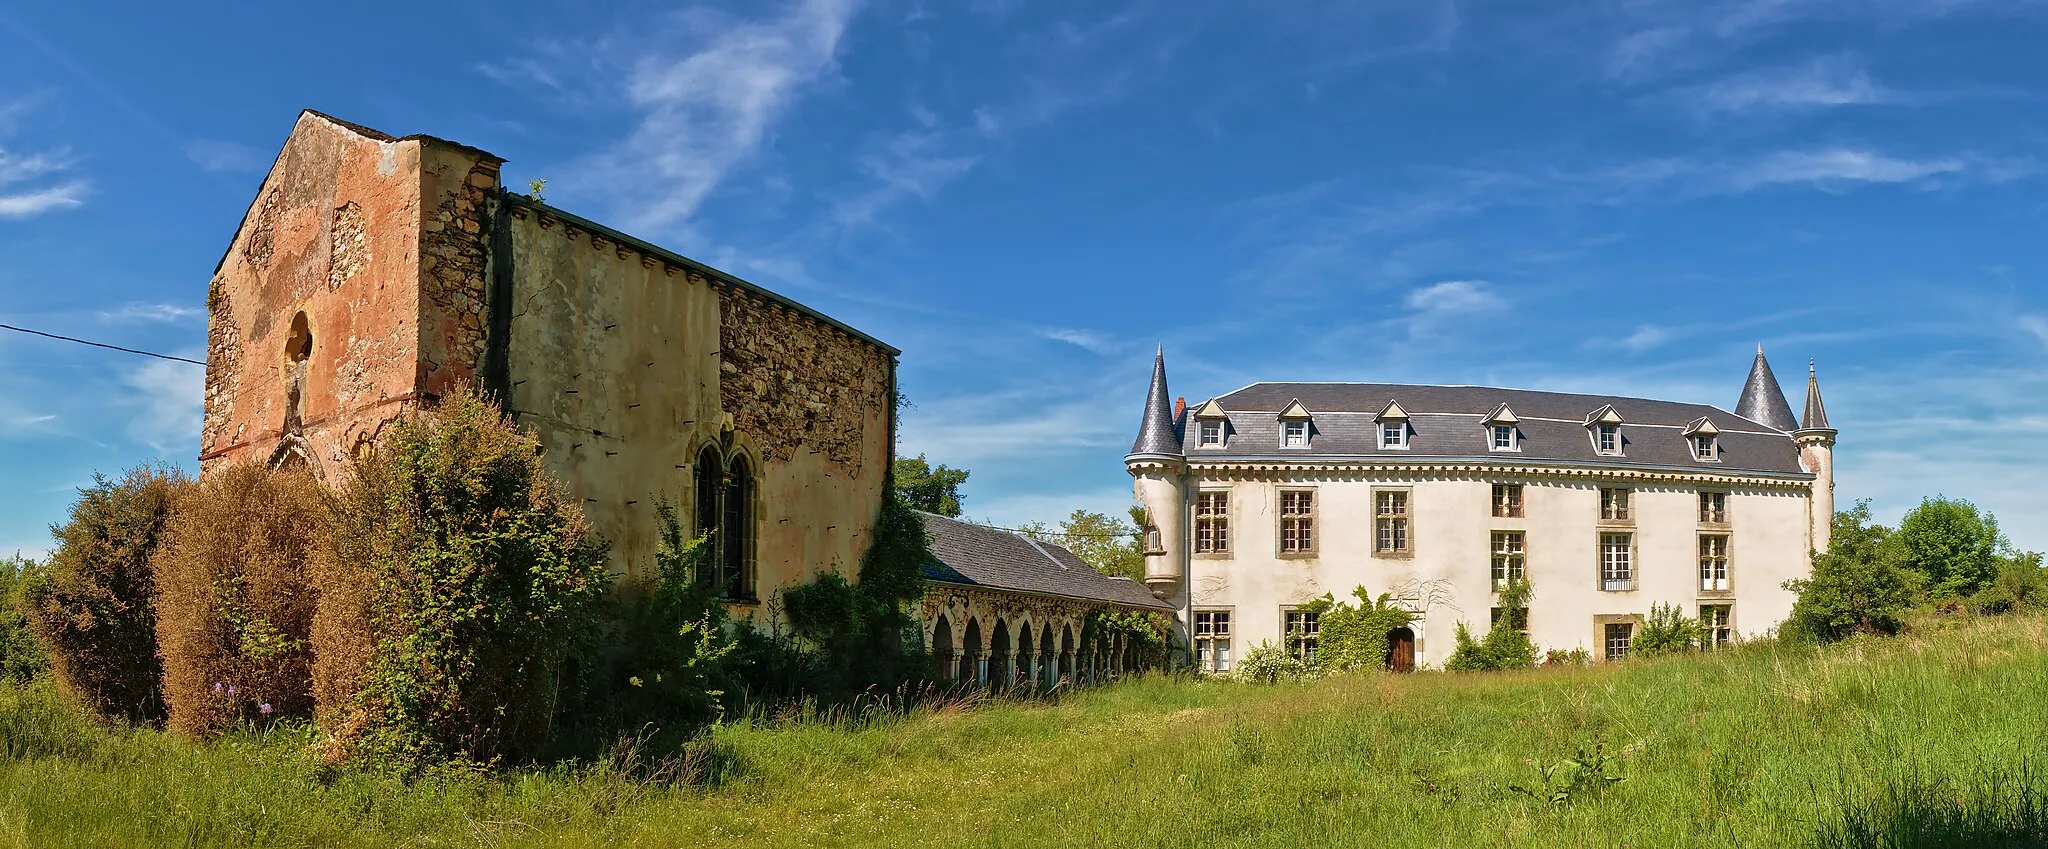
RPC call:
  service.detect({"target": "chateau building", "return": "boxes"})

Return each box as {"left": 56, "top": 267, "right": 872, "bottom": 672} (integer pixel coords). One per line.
{"left": 918, "top": 513, "right": 1173, "bottom": 686}
{"left": 1125, "top": 349, "right": 1838, "bottom": 669}
{"left": 200, "top": 111, "right": 897, "bottom": 606}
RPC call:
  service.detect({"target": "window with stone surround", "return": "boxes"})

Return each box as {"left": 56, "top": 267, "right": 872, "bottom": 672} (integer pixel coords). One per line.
{"left": 1600, "top": 487, "right": 1632, "bottom": 522}
{"left": 1282, "top": 420, "right": 1309, "bottom": 448}
{"left": 1492, "top": 483, "right": 1524, "bottom": 518}
{"left": 1701, "top": 604, "right": 1733, "bottom": 649}
{"left": 1375, "top": 489, "right": 1411, "bottom": 555}
{"left": 1280, "top": 489, "right": 1315, "bottom": 554}
{"left": 1198, "top": 419, "right": 1224, "bottom": 448}
{"left": 695, "top": 445, "right": 756, "bottom": 601}
{"left": 1600, "top": 533, "right": 1634, "bottom": 591}
{"left": 1195, "top": 491, "right": 1230, "bottom": 554}
{"left": 1699, "top": 491, "right": 1728, "bottom": 524}
{"left": 1284, "top": 608, "right": 1320, "bottom": 663}
{"left": 1605, "top": 622, "right": 1634, "bottom": 661}
{"left": 1700, "top": 534, "right": 1731, "bottom": 592}
{"left": 1194, "top": 609, "right": 1233, "bottom": 673}
{"left": 1491, "top": 531, "right": 1526, "bottom": 588}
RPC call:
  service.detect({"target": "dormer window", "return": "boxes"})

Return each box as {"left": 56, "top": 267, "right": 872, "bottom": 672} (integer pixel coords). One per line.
{"left": 1193, "top": 399, "right": 1228, "bottom": 448}
{"left": 1684, "top": 417, "right": 1721, "bottom": 462}
{"left": 1283, "top": 420, "right": 1308, "bottom": 448}
{"left": 1585, "top": 405, "right": 1625, "bottom": 457}
{"left": 1278, "top": 399, "right": 1313, "bottom": 449}
{"left": 1376, "top": 400, "right": 1411, "bottom": 451}
{"left": 1483, "top": 404, "right": 1520, "bottom": 452}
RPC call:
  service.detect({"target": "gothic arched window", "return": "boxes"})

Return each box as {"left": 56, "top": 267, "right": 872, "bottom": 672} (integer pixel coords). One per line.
{"left": 694, "top": 445, "right": 756, "bottom": 600}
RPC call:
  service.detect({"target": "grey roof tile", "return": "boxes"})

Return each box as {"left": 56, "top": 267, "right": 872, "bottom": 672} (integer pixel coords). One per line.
{"left": 1801, "top": 363, "right": 1831, "bottom": 431}
{"left": 918, "top": 513, "right": 1172, "bottom": 610}
{"left": 1128, "top": 349, "right": 1182, "bottom": 458}
{"left": 1736, "top": 349, "right": 1799, "bottom": 432}
{"left": 1190, "top": 382, "right": 1807, "bottom": 475}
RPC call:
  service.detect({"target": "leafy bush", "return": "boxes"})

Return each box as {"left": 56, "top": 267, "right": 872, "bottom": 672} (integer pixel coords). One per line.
{"left": 761, "top": 491, "right": 933, "bottom": 699}
{"left": 152, "top": 464, "right": 326, "bottom": 737}
{"left": 315, "top": 389, "right": 610, "bottom": 768}
{"left": 22, "top": 465, "right": 189, "bottom": 725}
{"left": 1446, "top": 579, "right": 1536, "bottom": 672}
{"left": 1298, "top": 585, "right": 1414, "bottom": 672}
{"left": 1894, "top": 496, "right": 2005, "bottom": 599}
{"left": 1784, "top": 502, "right": 1917, "bottom": 643}
{"left": 1541, "top": 648, "right": 1591, "bottom": 667}
{"left": 1081, "top": 608, "right": 1171, "bottom": 672}
{"left": 1630, "top": 603, "right": 1699, "bottom": 657}
{"left": 1234, "top": 640, "right": 1312, "bottom": 684}
{"left": 1972, "top": 552, "right": 2047, "bottom": 615}
{"left": 0, "top": 555, "right": 48, "bottom": 684}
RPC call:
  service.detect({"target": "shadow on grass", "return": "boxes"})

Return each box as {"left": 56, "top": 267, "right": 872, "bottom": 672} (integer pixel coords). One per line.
{"left": 1814, "top": 760, "right": 2048, "bottom": 849}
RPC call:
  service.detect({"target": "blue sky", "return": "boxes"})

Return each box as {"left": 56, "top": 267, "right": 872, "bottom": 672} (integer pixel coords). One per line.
{"left": 3, "top": 0, "right": 2047, "bottom": 558}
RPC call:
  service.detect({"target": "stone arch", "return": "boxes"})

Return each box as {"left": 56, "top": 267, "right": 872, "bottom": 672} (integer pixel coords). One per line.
{"left": 931, "top": 613, "right": 955, "bottom": 680}
{"left": 963, "top": 617, "right": 984, "bottom": 684}
{"left": 692, "top": 442, "right": 757, "bottom": 600}
{"left": 1015, "top": 624, "right": 1035, "bottom": 687}
{"left": 989, "top": 618, "right": 1013, "bottom": 688}
{"left": 1038, "top": 622, "right": 1056, "bottom": 687}
{"left": 1060, "top": 623, "right": 1077, "bottom": 682}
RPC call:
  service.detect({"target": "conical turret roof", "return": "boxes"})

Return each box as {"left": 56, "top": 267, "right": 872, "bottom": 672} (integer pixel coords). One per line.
{"left": 1736, "top": 346, "right": 1799, "bottom": 431}
{"left": 1801, "top": 361, "right": 1831, "bottom": 431}
{"left": 1128, "top": 348, "right": 1182, "bottom": 459}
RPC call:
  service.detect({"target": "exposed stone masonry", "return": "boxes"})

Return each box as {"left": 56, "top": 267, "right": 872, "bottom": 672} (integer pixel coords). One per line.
{"left": 328, "top": 202, "right": 366, "bottom": 290}
{"left": 420, "top": 162, "right": 497, "bottom": 387}
{"left": 201, "top": 277, "right": 244, "bottom": 457}
{"left": 718, "top": 285, "right": 892, "bottom": 471}
{"left": 244, "top": 189, "right": 279, "bottom": 270}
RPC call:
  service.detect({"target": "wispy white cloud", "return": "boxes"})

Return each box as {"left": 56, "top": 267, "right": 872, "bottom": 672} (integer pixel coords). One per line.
{"left": 182, "top": 138, "right": 268, "bottom": 174}
{"left": 0, "top": 145, "right": 85, "bottom": 218}
{"left": 2020, "top": 315, "right": 2048, "bottom": 349}
{"left": 831, "top": 128, "right": 980, "bottom": 231}
{"left": 567, "top": 0, "right": 858, "bottom": 233}
{"left": 1401, "top": 280, "right": 1506, "bottom": 339}
{"left": 1035, "top": 327, "right": 1119, "bottom": 355}
{"left": 1726, "top": 149, "right": 1972, "bottom": 189}
{"left": 0, "top": 182, "right": 85, "bottom": 217}
{"left": 1680, "top": 54, "right": 1887, "bottom": 116}
{"left": 98, "top": 303, "right": 204, "bottom": 324}
{"left": 120, "top": 358, "right": 204, "bottom": 454}
{"left": 1622, "top": 325, "right": 1675, "bottom": 352}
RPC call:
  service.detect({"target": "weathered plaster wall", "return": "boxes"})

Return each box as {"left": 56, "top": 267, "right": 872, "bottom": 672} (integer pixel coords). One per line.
{"left": 200, "top": 113, "right": 433, "bottom": 478}
{"left": 500, "top": 204, "right": 893, "bottom": 597}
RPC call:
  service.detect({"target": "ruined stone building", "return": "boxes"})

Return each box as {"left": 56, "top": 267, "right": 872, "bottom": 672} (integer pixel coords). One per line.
{"left": 1126, "top": 349, "right": 1837, "bottom": 670}
{"left": 200, "top": 110, "right": 897, "bottom": 605}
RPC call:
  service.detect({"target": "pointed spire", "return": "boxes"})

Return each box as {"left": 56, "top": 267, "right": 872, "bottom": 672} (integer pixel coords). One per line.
{"left": 1128, "top": 348, "right": 1183, "bottom": 458}
{"left": 1736, "top": 346, "right": 1799, "bottom": 431}
{"left": 1801, "top": 360, "right": 1831, "bottom": 431}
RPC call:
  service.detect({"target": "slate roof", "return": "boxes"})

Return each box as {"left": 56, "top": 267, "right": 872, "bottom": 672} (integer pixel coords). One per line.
{"left": 919, "top": 513, "right": 1172, "bottom": 610}
{"left": 1736, "top": 349, "right": 1799, "bottom": 432}
{"left": 1801, "top": 364, "right": 1832, "bottom": 431}
{"left": 1187, "top": 382, "right": 1809, "bottom": 476}
{"left": 1128, "top": 349, "right": 1182, "bottom": 459}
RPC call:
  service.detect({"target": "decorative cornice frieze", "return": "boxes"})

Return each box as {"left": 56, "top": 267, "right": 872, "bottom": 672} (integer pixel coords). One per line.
{"left": 1183, "top": 459, "right": 1815, "bottom": 491}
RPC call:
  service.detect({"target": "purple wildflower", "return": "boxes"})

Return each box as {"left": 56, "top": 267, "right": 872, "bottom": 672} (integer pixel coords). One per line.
{"left": 212, "top": 682, "right": 224, "bottom": 695}
{"left": 259, "top": 703, "right": 273, "bottom": 715}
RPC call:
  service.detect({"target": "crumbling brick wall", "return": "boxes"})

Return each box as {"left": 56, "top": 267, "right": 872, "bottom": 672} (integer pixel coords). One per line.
{"left": 718, "top": 287, "right": 894, "bottom": 475}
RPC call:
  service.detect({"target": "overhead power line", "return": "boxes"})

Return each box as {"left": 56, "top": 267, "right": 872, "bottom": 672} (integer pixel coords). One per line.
{"left": 0, "top": 322, "right": 205, "bottom": 366}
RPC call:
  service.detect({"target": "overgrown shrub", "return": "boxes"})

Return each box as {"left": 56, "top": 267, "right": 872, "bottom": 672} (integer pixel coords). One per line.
{"left": 1894, "top": 496, "right": 2004, "bottom": 599}
{"left": 0, "top": 555, "right": 49, "bottom": 683}
{"left": 1541, "top": 647, "right": 1591, "bottom": 667}
{"left": 1298, "top": 585, "right": 1413, "bottom": 672}
{"left": 22, "top": 465, "right": 189, "bottom": 725}
{"left": 1445, "top": 579, "right": 1536, "bottom": 672}
{"left": 1081, "top": 608, "right": 1171, "bottom": 673}
{"left": 1784, "top": 502, "right": 1917, "bottom": 643}
{"left": 1630, "top": 603, "right": 1699, "bottom": 657}
{"left": 315, "top": 389, "right": 610, "bottom": 768}
{"left": 1234, "top": 640, "right": 1312, "bottom": 684}
{"left": 1973, "top": 552, "right": 2048, "bottom": 615}
{"left": 152, "top": 464, "right": 326, "bottom": 737}
{"left": 762, "top": 491, "right": 932, "bottom": 699}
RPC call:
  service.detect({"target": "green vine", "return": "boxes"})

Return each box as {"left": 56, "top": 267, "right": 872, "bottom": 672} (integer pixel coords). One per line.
{"left": 1297, "top": 585, "right": 1415, "bottom": 672}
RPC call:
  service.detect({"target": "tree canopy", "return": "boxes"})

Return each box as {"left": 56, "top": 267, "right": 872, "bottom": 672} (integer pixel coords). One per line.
{"left": 1020, "top": 508, "right": 1145, "bottom": 581}
{"left": 892, "top": 454, "right": 970, "bottom": 517}
{"left": 1893, "top": 496, "right": 2005, "bottom": 598}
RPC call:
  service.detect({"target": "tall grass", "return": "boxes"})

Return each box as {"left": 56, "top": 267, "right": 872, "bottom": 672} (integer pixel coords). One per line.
{"left": 1, "top": 614, "right": 2043, "bottom": 848}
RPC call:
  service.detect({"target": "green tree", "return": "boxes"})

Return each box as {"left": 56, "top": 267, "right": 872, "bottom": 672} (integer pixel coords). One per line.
{"left": 893, "top": 454, "right": 970, "bottom": 517}
{"left": 1974, "top": 551, "right": 2048, "bottom": 614}
{"left": 0, "top": 555, "right": 49, "bottom": 683}
{"left": 1021, "top": 508, "right": 1144, "bottom": 580}
{"left": 1444, "top": 578, "right": 1536, "bottom": 671}
{"left": 1630, "top": 603, "right": 1699, "bottom": 657}
{"left": 1783, "top": 501, "right": 1917, "bottom": 643}
{"left": 1893, "top": 496, "right": 2005, "bottom": 598}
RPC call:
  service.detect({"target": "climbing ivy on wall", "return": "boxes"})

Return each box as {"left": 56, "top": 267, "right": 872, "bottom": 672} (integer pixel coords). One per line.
{"left": 1298, "top": 586, "right": 1415, "bottom": 672}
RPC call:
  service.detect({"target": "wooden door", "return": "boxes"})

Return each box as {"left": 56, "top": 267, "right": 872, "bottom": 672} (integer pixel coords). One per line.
{"left": 1387, "top": 627, "right": 1416, "bottom": 673}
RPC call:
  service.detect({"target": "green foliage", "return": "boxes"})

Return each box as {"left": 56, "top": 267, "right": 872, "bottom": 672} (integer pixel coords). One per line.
{"left": 1541, "top": 647, "right": 1591, "bottom": 667}
{"left": 892, "top": 453, "right": 970, "bottom": 517}
{"left": 1233, "top": 640, "right": 1312, "bottom": 683}
{"left": 1508, "top": 743, "right": 1626, "bottom": 808}
{"left": 22, "top": 464, "right": 189, "bottom": 725}
{"left": 1974, "top": 552, "right": 2048, "bottom": 615}
{"left": 1894, "top": 496, "right": 2005, "bottom": 598}
{"left": 1445, "top": 579, "right": 1536, "bottom": 671}
{"left": 1020, "top": 508, "right": 1144, "bottom": 581}
{"left": 762, "top": 491, "right": 932, "bottom": 698}
{"left": 1784, "top": 502, "right": 1918, "bottom": 644}
{"left": 0, "top": 555, "right": 49, "bottom": 684}
{"left": 1630, "top": 603, "right": 1699, "bottom": 657}
{"left": 526, "top": 178, "right": 546, "bottom": 202}
{"left": 320, "top": 389, "right": 611, "bottom": 769}
{"left": 1081, "top": 608, "right": 1172, "bottom": 671}
{"left": 571, "top": 503, "right": 740, "bottom": 744}
{"left": 1298, "top": 585, "right": 1414, "bottom": 672}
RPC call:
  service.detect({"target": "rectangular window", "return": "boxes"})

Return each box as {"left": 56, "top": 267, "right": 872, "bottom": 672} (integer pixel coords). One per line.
{"left": 1701, "top": 604, "right": 1733, "bottom": 649}
{"left": 1381, "top": 422, "right": 1408, "bottom": 449}
{"left": 1597, "top": 424, "right": 1621, "bottom": 454}
{"left": 1699, "top": 491, "right": 1728, "bottom": 524}
{"left": 1195, "top": 492, "right": 1229, "bottom": 554}
{"left": 1692, "top": 434, "right": 1717, "bottom": 460}
{"left": 1491, "top": 531, "right": 1526, "bottom": 587}
{"left": 1601, "top": 533, "right": 1634, "bottom": 591}
{"left": 1605, "top": 622, "right": 1633, "bottom": 661}
{"left": 1599, "top": 487, "right": 1632, "bottom": 522}
{"left": 1490, "top": 606, "right": 1529, "bottom": 637}
{"left": 1492, "top": 483, "right": 1524, "bottom": 518}
{"left": 1284, "top": 609, "right": 1319, "bottom": 663}
{"left": 1282, "top": 420, "right": 1308, "bottom": 448}
{"left": 1198, "top": 420, "right": 1223, "bottom": 447}
{"left": 1194, "top": 610, "right": 1233, "bottom": 672}
{"left": 1700, "top": 534, "right": 1731, "bottom": 592}
{"left": 1375, "top": 490, "right": 1411, "bottom": 554}
{"left": 1279, "top": 490, "right": 1315, "bottom": 553}
{"left": 1492, "top": 424, "right": 1517, "bottom": 450}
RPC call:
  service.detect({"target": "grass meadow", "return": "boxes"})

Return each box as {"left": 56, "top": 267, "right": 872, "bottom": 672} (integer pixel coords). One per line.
{"left": 2, "top": 613, "right": 2043, "bottom": 848}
